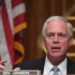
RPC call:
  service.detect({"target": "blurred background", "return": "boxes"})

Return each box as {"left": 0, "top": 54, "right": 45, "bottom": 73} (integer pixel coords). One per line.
{"left": 0, "top": 0, "right": 75, "bottom": 67}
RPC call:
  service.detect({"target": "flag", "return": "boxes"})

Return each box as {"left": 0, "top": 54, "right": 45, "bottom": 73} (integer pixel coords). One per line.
{"left": 0, "top": 0, "right": 27, "bottom": 69}
{"left": 12, "top": 0, "right": 27, "bottom": 64}
{"left": 0, "top": 0, "right": 14, "bottom": 69}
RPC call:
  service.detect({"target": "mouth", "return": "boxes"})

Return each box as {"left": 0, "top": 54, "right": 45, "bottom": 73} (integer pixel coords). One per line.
{"left": 51, "top": 47, "right": 61, "bottom": 51}
{"left": 51, "top": 47, "right": 61, "bottom": 49}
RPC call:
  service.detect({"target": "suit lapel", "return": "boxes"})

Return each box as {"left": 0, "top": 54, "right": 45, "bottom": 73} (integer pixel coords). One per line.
{"left": 67, "top": 58, "right": 75, "bottom": 74}
{"left": 38, "top": 56, "right": 45, "bottom": 74}
{"left": 67, "top": 59, "right": 72, "bottom": 74}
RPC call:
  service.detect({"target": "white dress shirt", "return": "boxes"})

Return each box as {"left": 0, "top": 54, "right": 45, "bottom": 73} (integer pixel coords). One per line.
{"left": 43, "top": 56, "right": 67, "bottom": 75}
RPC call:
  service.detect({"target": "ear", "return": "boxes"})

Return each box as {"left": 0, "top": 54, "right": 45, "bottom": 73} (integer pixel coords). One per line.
{"left": 41, "top": 36, "right": 47, "bottom": 53}
{"left": 69, "top": 38, "right": 73, "bottom": 46}
{"left": 38, "top": 35, "right": 47, "bottom": 53}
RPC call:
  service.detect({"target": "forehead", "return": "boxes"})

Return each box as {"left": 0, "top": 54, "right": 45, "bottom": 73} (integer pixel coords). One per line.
{"left": 46, "top": 19, "right": 68, "bottom": 33}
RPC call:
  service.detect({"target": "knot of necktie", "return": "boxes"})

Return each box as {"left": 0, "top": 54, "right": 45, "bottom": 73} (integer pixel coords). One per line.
{"left": 51, "top": 66, "right": 60, "bottom": 72}
{"left": 51, "top": 66, "right": 60, "bottom": 75}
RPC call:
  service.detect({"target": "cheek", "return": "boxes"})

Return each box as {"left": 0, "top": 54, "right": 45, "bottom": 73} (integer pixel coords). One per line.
{"left": 61, "top": 40, "right": 70, "bottom": 49}
{"left": 45, "top": 38, "right": 52, "bottom": 45}
{"left": 44, "top": 39, "right": 52, "bottom": 50}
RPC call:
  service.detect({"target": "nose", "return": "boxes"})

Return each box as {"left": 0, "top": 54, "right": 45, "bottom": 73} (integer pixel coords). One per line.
{"left": 53, "top": 35, "right": 59, "bottom": 43}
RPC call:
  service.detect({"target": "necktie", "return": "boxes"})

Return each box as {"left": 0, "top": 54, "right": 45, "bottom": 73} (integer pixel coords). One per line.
{"left": 51, "top": 66, "right": 60, "bottom": 75}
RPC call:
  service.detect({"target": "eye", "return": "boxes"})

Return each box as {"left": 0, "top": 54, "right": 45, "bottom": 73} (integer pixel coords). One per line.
{"left": 46, "top": 33, "right": 54, "bottom": 37}
{"left": 58, "top": 33, "right": 66, "bottom": 37}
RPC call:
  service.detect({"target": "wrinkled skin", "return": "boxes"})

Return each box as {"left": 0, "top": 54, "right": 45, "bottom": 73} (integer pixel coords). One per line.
{"left": 43, "top": 19, "right": 72, "bottom": 65}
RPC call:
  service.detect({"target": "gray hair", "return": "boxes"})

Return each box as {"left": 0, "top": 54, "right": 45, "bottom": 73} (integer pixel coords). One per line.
{"left": 42, "top": 16, "right": 73, "bottom": 38}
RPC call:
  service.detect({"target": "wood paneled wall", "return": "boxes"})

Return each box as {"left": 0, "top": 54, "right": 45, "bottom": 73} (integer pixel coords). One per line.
{"left": 0, "top": 0, "right": 75, "bottom": 61}
{"left": 25, "top": 0, "right": 75, "bottom": 61}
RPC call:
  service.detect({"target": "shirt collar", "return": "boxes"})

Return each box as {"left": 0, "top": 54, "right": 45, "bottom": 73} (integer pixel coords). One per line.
{"left": 44, "top": 56, "right": 67, "bottom": 74}
{"left": 58, "top": 58, "right": 67, "bottom": 73}
{"left": 43, "top": 56, "right": 53, "bottom": 74}
{"left": 46, "top": 56, "right": 53, "bottom": 70}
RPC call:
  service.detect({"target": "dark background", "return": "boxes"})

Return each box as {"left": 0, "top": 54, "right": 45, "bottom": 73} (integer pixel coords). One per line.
{"left": 0, "top": 0, "right": 75, "bottom": 62}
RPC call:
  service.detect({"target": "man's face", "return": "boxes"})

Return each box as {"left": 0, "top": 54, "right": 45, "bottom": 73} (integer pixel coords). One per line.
{"left": 43, "top": 20, "right": 71, "bottom": 58}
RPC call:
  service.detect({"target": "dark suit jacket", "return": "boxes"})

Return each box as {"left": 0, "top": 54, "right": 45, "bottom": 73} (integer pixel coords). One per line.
{"left": 14, "top": 56, "right": 75, "bottom": 74}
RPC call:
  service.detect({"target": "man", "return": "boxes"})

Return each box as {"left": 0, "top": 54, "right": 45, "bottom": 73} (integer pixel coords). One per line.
{"left": 14, "top": 16, "right": 75, "bottom": 75}
{"left": 0, "top": 16, "right": 75, "bottom": 75}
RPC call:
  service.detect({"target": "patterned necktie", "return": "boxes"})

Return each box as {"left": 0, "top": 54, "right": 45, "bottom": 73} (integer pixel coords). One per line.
{"left": 51, "top": 66, "right": 60, "bottom": 75}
